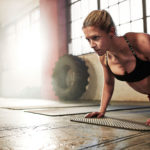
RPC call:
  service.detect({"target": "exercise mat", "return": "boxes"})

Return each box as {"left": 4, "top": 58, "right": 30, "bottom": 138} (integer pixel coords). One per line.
{"left": 26, "top": 105, "right": 150, "bottom": 116}
{"left": 70, "top": 116, "right": 150, "bottom": 131}
{"left": 26, "top": 106, "right": 99, "bottom": 116}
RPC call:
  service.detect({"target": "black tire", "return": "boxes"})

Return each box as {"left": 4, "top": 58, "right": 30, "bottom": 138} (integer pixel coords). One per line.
{"left": 52, "top": 54, "right": 89, "bottom": 100}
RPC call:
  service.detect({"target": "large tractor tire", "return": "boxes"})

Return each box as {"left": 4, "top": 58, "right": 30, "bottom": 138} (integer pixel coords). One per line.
{"left": 52, "top": 54, "right": 89, "bottom": 100}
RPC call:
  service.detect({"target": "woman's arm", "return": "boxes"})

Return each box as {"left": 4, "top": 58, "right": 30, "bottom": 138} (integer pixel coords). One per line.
{"left": 99, "top": 55, "right": 115, "bottom": 114}
{"left": 85, "top": 55, "right": 115, "bottom": 118}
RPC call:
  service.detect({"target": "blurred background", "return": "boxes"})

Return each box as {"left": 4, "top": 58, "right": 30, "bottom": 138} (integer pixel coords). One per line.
{"left": 0, "top": 0, "right": 149, "bottom": 101}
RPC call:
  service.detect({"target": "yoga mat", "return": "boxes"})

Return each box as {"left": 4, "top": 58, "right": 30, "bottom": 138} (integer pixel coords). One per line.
{"left": 70, "top": 116, "right": 150, "bottom": 131}
{"left": 26, "top": 105, "right": 150, "bottom": 116}
{"left": 26, "top": 106, "right": 99, "bottom": 116}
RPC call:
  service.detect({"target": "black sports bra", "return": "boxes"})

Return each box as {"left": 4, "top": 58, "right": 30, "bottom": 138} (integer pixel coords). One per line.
{"left": 106, "top": 36, "right": 150, "bottom": 82}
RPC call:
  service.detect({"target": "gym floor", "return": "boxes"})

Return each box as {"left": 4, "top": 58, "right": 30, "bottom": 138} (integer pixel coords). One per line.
{"left": 0, "top": 98, "right": 150, "bottom": 150}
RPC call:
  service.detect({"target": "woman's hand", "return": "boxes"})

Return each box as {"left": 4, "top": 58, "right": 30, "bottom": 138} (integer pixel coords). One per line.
{"left": 85, "top": 112, "right": 105, "bottom": 118}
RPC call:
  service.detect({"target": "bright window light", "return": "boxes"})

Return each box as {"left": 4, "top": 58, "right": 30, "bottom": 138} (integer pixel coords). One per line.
{"left": 81, "top": 0, "right": 89, "bottom": 17}
{"left": 1, "top": 8, "right": 44, "bottom": 97}
{"left": 131, "top": 19, "right": 143, "bottom": 32}
{"left": 109, "top": 4, "right": 119, "bottom": 25}
{"left": 118, "top": 23, "right": 131, "bottom": 35}
{"left": 119, "top": 0, "right": 130, "bottom": 24}
{"left": 100, "top": 0, "right": 109, "bottom": 9}
{"left": 71, "top": 1, "right": 81, "bottom": 21}
{"left": 146, "top": 0, "right": 150, "bottom": 16}
{"left": 108, "top": 0, "right": 118, "bottom": 6}
{"left": 69, "top": 0, "right": 97, "bottom": 55}
{"left": 72, "top": 38, "right": 82, "bottom": 55}
{"left": 16, "top": 22, "right": 43, "bottom": 71}
{"left": 71, "top": 19, "right": 82, "bottom": 39}
{"left": 131, "top": 0, "right": 142, "bottom": 21}
{"left": 147, "top": 17, "right": 150, "bottom": 34}
{"left": 88, "top": 0, "right": 98, "bottom": 12}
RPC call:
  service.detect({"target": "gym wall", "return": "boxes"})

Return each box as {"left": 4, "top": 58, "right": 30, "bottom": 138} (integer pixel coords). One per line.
{"left": 79, "top": 53, "right": 147, "bottom": 102}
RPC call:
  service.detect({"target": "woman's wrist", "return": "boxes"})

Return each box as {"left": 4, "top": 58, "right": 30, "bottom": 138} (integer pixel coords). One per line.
{"left": 99, "top": 109, "right": 105, "bottom": 115}
{"left": 99, "top": 106, "right": 106, "bottom": 114}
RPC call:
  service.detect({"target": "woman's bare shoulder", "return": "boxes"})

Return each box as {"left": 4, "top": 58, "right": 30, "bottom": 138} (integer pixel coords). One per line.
{"left": 124, "top": 32, "right": 150, "bottom": 56}
{"left": 125, "top": 32, "right": 150, "bottom": 44}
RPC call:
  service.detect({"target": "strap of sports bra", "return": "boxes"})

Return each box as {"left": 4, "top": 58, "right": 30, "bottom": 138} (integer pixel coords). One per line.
{"left": 124, "top": 35, "right": 137, "bottom": 56}
{"left": 106, "top": 36, "right": 136, "bottom": 66}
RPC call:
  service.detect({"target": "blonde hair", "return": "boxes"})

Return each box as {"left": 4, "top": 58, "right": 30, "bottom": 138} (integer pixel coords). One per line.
{"left": 83, "top": 10, "right": 116, "bottom": 33}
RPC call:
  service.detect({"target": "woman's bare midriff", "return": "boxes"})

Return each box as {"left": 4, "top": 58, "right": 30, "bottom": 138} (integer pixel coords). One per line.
{"left": 127, "top": 77, "right": 150, "bottom": 94}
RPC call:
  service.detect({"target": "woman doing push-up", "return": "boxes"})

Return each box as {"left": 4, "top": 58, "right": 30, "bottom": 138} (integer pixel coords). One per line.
{"left": 82, "top": 10, "right": 150, "bottom": 125}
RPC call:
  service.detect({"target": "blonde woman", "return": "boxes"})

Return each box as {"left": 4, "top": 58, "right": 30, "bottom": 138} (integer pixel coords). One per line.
{"left": 82, "top": 10, "right": 150, "bottom": 125}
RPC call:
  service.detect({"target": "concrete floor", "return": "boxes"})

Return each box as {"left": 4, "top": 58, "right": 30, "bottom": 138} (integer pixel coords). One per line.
{"left": 0, "top": 98, "right": 150, "bottom": 150}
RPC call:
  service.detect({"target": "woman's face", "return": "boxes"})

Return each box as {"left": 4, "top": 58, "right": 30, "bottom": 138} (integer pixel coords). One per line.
{"left": 83, "top": 26, "right": 112, "bottom": 56}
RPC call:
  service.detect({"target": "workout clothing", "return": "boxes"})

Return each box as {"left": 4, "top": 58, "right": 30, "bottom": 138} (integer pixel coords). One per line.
{"left": 106, "top": 36, "right": 150, "bottom": 82}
